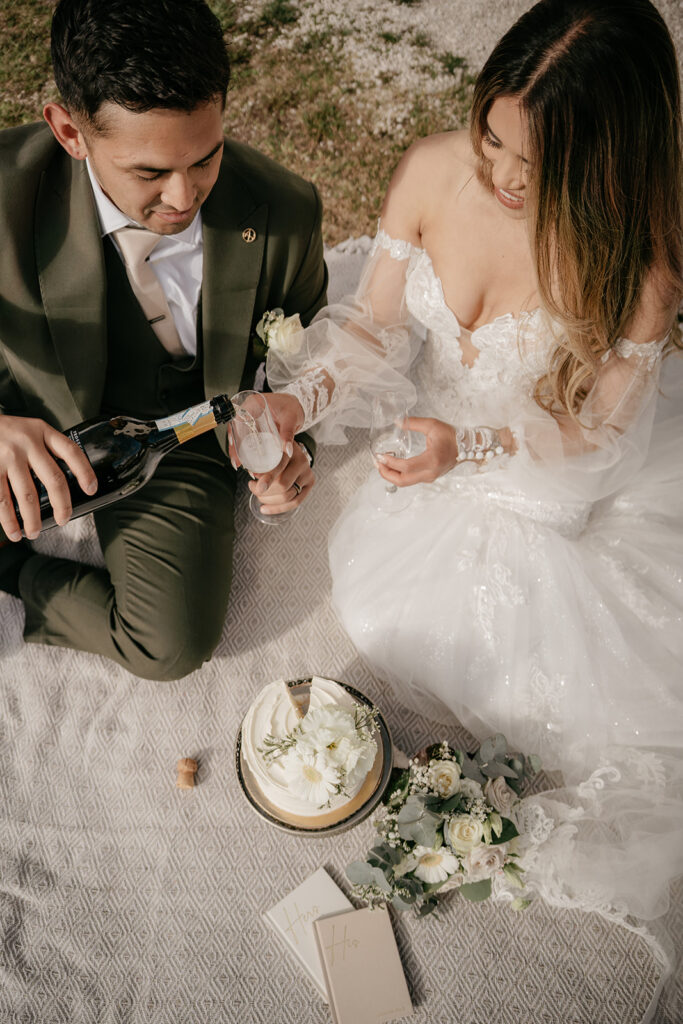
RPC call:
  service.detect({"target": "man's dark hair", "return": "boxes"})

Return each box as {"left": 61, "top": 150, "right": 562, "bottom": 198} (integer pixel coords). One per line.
{"left": 51, "top": 0, "right": 231, "bottom": 127}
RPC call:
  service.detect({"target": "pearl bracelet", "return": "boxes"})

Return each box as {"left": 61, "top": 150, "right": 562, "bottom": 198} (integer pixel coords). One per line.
{"left": 455, "top": 426, "right": 505, "bottom": 463}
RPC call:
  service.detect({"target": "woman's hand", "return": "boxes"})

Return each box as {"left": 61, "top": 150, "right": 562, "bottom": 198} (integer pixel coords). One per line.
{"left": 374, "top": 416, "right": 459, "bottom": 487}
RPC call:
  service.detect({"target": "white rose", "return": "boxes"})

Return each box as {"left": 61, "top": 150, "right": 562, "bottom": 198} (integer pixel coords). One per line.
{"left": 445, "top": 814, "right": 484, "bottom": 855}
{"left": 427, "top": 759, "right": 461, "bottom": 798}
{"left": 462, "top": 844, "right": 507, "bottom": 881}
{"left": 458, "top": 777, "right": 484, "bottom": 801}
{"left": 484, "top": 777, "right": 516, "bottom": 816}
{"left": 265, "top": 311, "right": 303, "bottom": 355}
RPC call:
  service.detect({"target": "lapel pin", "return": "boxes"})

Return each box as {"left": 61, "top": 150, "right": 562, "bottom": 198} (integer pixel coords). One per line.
{"left": 242, "top": 228, "right": 257, "bottom": 243}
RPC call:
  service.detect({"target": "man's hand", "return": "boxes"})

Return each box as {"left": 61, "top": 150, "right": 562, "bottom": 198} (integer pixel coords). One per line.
{"left": 0, "top": 414, "right": 98, "bottom": 540}
{"left": 248, "top": 439, "right": 314, "bottom": 515}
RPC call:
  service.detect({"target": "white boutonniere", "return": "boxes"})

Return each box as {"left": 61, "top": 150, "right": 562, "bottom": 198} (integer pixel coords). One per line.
{"left": 255, "top": 308, "right": 304, "bottom": 356}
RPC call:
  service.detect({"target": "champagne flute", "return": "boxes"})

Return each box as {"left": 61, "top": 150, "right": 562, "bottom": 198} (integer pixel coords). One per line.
{"left": 368, "top": 393, "right": 413, "bottom": 513}
{"left": 230, "top": 391, "right": 298, "bottom": 525}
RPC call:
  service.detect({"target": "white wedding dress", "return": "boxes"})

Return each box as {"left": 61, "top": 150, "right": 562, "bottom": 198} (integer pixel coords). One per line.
{"left": 268, "top": 227, "right": 683, "bottom": 1009}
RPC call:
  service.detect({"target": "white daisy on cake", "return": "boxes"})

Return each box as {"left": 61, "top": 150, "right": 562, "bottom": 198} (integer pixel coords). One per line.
{"left": 280, "top": 749, "right": 342, "bottom": 807}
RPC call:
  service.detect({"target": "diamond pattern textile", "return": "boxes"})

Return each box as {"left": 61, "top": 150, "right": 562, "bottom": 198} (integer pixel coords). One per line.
{"left": 0, "top": 243, "right": 680, "bottom": 1023}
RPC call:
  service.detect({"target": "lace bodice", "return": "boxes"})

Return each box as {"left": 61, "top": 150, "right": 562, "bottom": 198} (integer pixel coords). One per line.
{"left": 402, "top": 248, "right": 551, "bottom": 425}
{"left": 370, "top": 227, "right": 667, "bottom": 427}
{"left": 269, "top": 226, "right": 670, "bottom": 511}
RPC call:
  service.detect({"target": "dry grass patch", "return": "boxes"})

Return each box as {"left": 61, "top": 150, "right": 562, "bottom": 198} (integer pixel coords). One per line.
{"left": 0, "top": 0, "right": 475, "bottom": 243}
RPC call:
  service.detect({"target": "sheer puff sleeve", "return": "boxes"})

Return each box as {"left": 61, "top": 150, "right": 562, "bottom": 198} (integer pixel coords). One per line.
{"left": 507, "top": 332, "right": 671, "bottom": 503}
{"left": 265, "top": 228, "right": 424, "bottom": 444}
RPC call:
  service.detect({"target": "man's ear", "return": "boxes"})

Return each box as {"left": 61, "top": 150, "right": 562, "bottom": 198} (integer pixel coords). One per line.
{"left": 43, "top": 103, "right": 89, "bottom": 160}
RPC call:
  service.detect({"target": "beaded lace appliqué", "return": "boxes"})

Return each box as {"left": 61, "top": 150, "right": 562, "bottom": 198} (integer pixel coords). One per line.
{"left": 281, "top": 367, "right": 334, "bottom": 432}
{"left": 370, "top": 227, "right": 420, "bottom": 262}
{"left": 614, "top": 335, "right": 668, "bottom": 372}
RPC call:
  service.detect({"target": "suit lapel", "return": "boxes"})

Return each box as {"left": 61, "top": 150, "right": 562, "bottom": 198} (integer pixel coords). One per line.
{"left": 35, "top": 155, "right": 107, "bottom": 421}
{"left": 201, "top": 147, "right": 267, "bottom": 402}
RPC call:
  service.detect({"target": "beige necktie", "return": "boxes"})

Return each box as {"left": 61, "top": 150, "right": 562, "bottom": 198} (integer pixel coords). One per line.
{"left": 112, "top": 227, "right": 185, "bottom": 357}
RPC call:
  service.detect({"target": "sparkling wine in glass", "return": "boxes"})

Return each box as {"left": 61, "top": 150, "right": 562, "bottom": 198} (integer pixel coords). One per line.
{"left": 368, "top": 394, "right": 413, "bottom": 513}
{"left": 230, "top": 391, "right": 298, "bottom": 525}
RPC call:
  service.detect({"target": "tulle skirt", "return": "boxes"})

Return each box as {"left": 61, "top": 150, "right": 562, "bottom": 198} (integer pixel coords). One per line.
{"left": 329, "top": 353, "right": 683, "bottom": 1000}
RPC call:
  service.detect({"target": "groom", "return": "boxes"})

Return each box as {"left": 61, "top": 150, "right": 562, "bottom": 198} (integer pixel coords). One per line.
{"left": 0, "top": 0, "right": 326, "bottom": 678}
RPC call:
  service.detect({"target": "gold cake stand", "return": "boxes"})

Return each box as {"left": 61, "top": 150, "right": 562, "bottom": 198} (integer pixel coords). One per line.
{"left": 235, "top": 679, "right": 394, "bottom": 836}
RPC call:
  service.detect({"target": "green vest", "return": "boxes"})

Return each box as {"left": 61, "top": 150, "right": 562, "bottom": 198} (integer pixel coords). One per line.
{"left": 101, "top": 238, "right": 206, "bottom": 421}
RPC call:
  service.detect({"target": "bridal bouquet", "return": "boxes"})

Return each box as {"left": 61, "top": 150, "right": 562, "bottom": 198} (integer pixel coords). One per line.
{"left": 347, "top": 735, "right": 540, "bottom": 916}
{"left": 258, "top": 704, "right": 379, "bottom": 808}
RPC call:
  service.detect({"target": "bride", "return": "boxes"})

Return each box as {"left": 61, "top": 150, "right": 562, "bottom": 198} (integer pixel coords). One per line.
{"left": 264, "top": 0, "right": 683, "bottom": 988}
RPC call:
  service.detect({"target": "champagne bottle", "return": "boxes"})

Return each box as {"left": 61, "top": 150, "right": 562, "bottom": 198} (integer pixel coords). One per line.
{"left": 14, "top": 395, "right": 235, "bottom": 532}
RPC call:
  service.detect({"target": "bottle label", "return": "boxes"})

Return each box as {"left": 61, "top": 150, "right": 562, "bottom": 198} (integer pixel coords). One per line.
{"left": 68, "top": 428, "right": 85, "bottom": 454}
{"left": 155, "top": 401, "right": 218, "bottom": 444}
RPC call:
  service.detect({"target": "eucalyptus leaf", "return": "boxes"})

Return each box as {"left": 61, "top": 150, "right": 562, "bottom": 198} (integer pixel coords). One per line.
{"left": 418, "top": 899, "right": 439, "bottom": 917}
{"left": 369, "top": 844, "right": 403, "bottom": 868}
{"left": 423, "top": 879, "right": 448, "bottom": 893}
{"left": 439, "top": 793, "right": 463, "bottom": 815}
{"left": 397, "top": 795, "right": 426, "bottom": 824}
{"left": 460, "top": 755, "right": 486, "bottom": 785}
{"left": 478, "top": 737, "right": 496, "bottom": 763}
{"left": 399, "top": 816, "right": 440, "bottom": 848}
{"left": 480, "top": 760, "right": 518, "bottom": 779}
{"left": 491, "top": 734, "right": 508, "bottom": 757}
{"left": 346, "top": 861, "right": 392, "bottom": 893}
{"left": 424, "top": 795, "right": 442, "bottom": 808}
{"left": 391, "top": 894, "right": 415, "bottom": 913}
{"left": 459, "top": 878, "right": 492, "bottom": 902}
{"left": 527, "top": 754, "right": 542, "bottom": 774}
{"left": 400, "top": 877, "right": 423, "bottom": 898}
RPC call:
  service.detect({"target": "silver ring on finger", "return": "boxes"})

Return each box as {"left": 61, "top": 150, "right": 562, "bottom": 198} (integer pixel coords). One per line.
{"left": 292, "top": 480, "right": 302, "bottom": 496}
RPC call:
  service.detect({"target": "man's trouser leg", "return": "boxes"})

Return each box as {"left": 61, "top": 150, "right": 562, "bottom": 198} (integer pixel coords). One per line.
{"left": 18, "top": 443, "right": 236, "bottom": 680}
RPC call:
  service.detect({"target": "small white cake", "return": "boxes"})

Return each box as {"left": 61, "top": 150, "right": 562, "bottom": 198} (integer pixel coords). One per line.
{"left": 241, "top": 677, "right": 382, "bottom": 828}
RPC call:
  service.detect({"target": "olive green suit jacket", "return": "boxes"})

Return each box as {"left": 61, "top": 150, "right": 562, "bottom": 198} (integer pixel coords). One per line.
{"left": 0, "top": 122, "right": 327, "bottom": 443}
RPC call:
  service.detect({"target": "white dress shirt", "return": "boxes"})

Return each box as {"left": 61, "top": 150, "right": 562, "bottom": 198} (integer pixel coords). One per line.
{"left": 86, "top": 160, "right": 203, "bottom": 356}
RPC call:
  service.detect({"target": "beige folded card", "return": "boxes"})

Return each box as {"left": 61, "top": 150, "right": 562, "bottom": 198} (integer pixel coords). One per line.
{"left": 313, "top": 906, "right": 413, "bottom": 1024}
{"left": 263, "top": 867, "right": 352, "bottom": 1000}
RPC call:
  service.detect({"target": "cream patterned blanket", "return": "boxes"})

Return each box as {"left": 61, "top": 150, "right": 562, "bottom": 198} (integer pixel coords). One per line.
{"left": 0, "top": 246, "right": 679, "bottom": 1023}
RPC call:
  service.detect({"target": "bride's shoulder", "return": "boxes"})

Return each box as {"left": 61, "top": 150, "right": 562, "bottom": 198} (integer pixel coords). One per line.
{"left": 380, "top": 130, "right": 475, "bottom": 245}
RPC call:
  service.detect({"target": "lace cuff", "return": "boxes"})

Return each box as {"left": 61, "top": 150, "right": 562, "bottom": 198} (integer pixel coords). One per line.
{"left": 612, "top": 334, "right": 668, "bottom": 372}
{"left": 369, "top": 224, "right": 423, "bottom": 262}
{"left": 278, "top": 367, "right": 336, "bottom": 432}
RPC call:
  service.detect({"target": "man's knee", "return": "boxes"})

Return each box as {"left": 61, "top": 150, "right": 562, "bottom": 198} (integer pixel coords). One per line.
{"left": 120, "top": 616, "right": 223, "bottom": 681}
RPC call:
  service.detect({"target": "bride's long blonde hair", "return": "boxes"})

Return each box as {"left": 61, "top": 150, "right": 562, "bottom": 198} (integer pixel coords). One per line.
{"left": 470, "top": 0, "right": 682, "bottom": 420}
